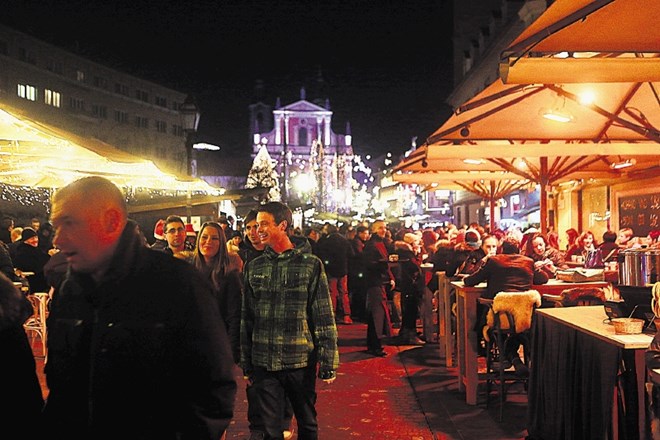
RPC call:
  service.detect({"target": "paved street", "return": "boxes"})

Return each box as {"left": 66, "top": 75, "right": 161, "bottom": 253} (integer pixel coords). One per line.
{"left": 33, "top": 321, "right": 528, "bottom": 439}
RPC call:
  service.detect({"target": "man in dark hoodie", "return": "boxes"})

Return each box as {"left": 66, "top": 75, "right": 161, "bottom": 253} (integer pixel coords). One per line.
{"left": 241, "top": 201, "right": 339, "bottom": 440}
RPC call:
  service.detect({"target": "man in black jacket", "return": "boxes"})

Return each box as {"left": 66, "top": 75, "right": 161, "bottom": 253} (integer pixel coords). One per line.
{"left": 317, "top": 224, "right": 355, "bottom": 325}
{"left": 44, "top": 176, "right": 236, "bottom": 439}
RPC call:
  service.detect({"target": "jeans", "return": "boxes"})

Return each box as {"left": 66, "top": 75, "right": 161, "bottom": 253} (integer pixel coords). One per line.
{"left": 252, "top": 364, "right": 318, "bottom": 440}
{"left": 328, "top": 275, "right": 351, "bottom": 318}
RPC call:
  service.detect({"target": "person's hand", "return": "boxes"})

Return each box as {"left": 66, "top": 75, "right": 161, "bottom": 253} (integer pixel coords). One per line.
{"left": 319, "top": 370, "right": 336, "bottom": 384}
{"left": 390, "top": 279, "right": 395, "bottom": 289}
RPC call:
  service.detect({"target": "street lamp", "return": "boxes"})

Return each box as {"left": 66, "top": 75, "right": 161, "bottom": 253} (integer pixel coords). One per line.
{"left": 180, "top": 95, "right": 201, "bottom": 177}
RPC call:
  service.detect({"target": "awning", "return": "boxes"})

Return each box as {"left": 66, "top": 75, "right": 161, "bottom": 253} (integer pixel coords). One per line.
{"left": 393, "top": 78, "right": 660, "bottom": 232}
{"left": 500, "top": 0, "right": 660, "bottom": 84}
{"left": 0, "top": 104, "right": 223, "bottom": 195}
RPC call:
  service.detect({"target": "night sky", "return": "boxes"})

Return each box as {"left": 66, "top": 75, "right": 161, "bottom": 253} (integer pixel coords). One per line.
{"left": 3, "top": 0, "right": 455, "bottom": 173}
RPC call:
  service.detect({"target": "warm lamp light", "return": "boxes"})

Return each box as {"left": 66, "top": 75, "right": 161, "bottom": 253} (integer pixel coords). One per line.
{"left": 610, "top": 158, "right": 636, "bottom": 169}
{"left": 463, "top": 158, "right": 483, "bottom": 165}
{"left": 540, "top": 107, "right": 574, "bottom": 123}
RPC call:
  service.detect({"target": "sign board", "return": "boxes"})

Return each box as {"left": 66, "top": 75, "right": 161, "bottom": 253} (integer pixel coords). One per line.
{"left": 618, "top": 192, "right": 660, "bottom": 237}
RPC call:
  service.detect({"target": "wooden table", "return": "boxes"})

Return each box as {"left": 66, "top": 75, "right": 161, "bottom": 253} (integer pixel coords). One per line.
{"left": 527, "top": 306, "right": 652, "bottom": 440}
{"left": 451, "top": 278, "right": 611, "bottom": 405}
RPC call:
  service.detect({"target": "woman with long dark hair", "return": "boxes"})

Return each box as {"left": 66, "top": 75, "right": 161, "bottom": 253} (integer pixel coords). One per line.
{"left": 193, "top": 221, "right": 243, "bottom": 363}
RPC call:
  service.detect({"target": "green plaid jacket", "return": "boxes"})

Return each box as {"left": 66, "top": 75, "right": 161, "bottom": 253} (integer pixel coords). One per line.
{"left": 240, "top": 236, "right": 339, "bottom": 375}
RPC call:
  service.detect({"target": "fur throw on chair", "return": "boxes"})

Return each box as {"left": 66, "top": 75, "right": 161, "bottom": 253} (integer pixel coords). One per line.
{"left": 486, "top": 290, "right": 541, "bottom": 333}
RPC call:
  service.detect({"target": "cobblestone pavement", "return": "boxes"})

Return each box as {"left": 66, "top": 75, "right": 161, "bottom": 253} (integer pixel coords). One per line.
{"left": 34, "top": 321, "right": 529, "bottom": 439}
{"left": 223, "top": 322, "right": 529, "bottom": 440}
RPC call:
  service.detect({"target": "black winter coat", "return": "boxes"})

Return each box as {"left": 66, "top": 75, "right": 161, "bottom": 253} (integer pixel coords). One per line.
{"left": 42, "top": 220, "right": 237, "bottom": 440}
{"left": 13, "top": 242, "right": 50, "bottom": 292}
{"left": 0, "top": 272, "right": 44, "bottom": 439}
{"left": 316, "top": 232, "right": 354, "bottom": 278}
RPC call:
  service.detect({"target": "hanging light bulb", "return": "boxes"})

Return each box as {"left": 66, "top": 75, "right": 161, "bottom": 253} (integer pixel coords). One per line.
{"left": 539, "top": 93, "right": 574, "bottom": 123}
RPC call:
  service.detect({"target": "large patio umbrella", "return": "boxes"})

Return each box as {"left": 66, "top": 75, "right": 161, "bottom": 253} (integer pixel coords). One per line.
{"left": 394, "top": 0, "right": 660, "bottom": 234}
{"left": 393, "top": 78, "right": 660, "bottom": 233}
{"left": 500, "top": 0, "right": 660, "bottom": 85}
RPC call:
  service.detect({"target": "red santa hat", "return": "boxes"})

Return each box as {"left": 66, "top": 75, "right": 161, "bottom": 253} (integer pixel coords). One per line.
{"left": 153, "top": 219, "right": 165, "bottom": 241}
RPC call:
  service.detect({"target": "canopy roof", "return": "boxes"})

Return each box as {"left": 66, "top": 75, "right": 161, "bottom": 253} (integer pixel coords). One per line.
{"left": 394, "top": 0, "right": 660, "bottom": 232}
{"left": 505, "top": 0, "right": 660, "bottom": 55}
{"left": 500, "top": 0, "right": 660, "bottom": 84}
{"left": 0, "top": 105, "right": 222, "bottom": 194}
{"left": 395, "top": 78, "right": 660, "bottom": 183}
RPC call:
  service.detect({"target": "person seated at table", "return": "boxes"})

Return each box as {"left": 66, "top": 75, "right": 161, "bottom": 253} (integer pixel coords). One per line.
{"left": 546, "top": 230, "right": 560, "bottom": 251}
{"left": 617, "top": 227, "right": 635, "bottom": 248}
{"left": 572, "top": 230, "right": 605, "bottom": 268}
{"left": 564, "top": 228, "right": 580, "bottom": 257}
{"left": 464, "top": 236, "right": 549, "bottom": 376}
{"left": 447, "top": 229, "right": 484, "bottom": 277}
{"left": 524, "top": 232, "right": 568, "bottom": 278}
{"left": 599, "top": 230, "right": 620, "bottom": 263}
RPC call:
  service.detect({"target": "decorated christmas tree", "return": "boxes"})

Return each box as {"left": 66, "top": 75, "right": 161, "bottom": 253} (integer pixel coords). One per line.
{"left": 245, "top": 145, "right": 281, "bottom": 202}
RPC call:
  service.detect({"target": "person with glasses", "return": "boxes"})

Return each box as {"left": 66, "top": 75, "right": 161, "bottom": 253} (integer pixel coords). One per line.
{"left": 160, "top": 215, "right": 194, "bottom": 262}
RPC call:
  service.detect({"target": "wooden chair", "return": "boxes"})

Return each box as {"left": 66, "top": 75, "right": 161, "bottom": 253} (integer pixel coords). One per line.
{"left": 23, "top": 287, "right": 53, "bottom": 359}
{"left": 479, "top": 290, "right": 541, "bottom": 421}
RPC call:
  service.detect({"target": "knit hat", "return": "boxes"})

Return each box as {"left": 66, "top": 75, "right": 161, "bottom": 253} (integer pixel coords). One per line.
{"left": 21, "top": 227, "right": 38, "bottom": 241}
{"left": 153, "top": 219, "right": 165, "bottom": 240}
{"left": 465, "top": 229, "right": 482, "bottom": 249}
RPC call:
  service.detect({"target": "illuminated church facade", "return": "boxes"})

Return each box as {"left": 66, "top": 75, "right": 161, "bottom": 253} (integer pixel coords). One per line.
{"left": 248, "top": 86, "right": 355, "bottom": 213}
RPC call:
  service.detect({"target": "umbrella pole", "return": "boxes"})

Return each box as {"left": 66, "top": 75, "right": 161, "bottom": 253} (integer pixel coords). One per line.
{"left": 540, "top": 157, "right": 548, "bottom": 235}
{"left": 489, "top": 180, "right": 496, "bottom": 232}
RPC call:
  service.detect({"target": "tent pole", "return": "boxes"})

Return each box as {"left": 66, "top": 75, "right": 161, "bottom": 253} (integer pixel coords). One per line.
{"left": 489, "top": 180, "right": 496, "bottom": 233}
{"left": 540, "top": 157, "right": 548, "bottom": 235}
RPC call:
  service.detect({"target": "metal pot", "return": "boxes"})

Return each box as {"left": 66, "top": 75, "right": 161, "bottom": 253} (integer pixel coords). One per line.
{"left": 618, "top": 248, "right": 660, "bottom": 286}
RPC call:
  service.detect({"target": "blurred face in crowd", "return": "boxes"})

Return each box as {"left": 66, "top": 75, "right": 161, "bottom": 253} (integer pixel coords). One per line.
{"left": 482, "top": 236, "right": 499, "bottom": 256}
{"left": 165, "top": 220, "right": 186, "bottom": 253}
{"left": 308, "top": 230, "right": 320, "bottom": 242}
{"left": 244, "top": 218, "right": 263, "bottom": 249}
{"left": 24, "top": 235, "right": 39, "bottom": 248}
{"left": 358, "top": 229, "right": 369, "bottom": 242}
{"left": 618, "top": 231, "right": 632, "bottom": 245}
{"left": 531, "top": 236, "right": 546, "bottom": 256}
{"left": 371, "top": 221, "right": 387, "bottom": 239}
{"left": 198, "top": 224, "right": 221, "bottom": 261}
{"left": 583, "top": 233, "right": 595, "bottom": 249}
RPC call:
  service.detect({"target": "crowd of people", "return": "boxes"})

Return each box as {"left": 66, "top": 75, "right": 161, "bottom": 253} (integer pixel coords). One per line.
{"left": 3, "top": 176, "right": 660, "bottom": 439}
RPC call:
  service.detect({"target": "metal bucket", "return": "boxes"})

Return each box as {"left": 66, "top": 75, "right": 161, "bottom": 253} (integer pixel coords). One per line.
{"left": 618, "top": 248, "right": 660, "bottom": 286}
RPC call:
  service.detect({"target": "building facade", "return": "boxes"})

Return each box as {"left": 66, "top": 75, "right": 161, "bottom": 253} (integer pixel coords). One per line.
{"left": 249, "top": 87, "right": 355, "bottom": 214}
{"left": 0, "top": 24, "right": 191, "bottom": 176}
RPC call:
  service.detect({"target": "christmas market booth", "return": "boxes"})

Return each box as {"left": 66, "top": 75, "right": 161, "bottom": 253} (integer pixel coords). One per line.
{"left": 0, "top": 104, "right": 231, "bottom": 234}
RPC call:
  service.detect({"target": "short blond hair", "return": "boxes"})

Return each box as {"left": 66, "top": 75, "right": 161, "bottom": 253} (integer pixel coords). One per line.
{"left": 10, "top": 227, "right": 23, "bottom": 243}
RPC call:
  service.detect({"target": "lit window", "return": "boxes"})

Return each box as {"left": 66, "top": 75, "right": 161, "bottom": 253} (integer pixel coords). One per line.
{"left": 17, "top": 84, "right": 37, "bottom": 101}
{"left": 44, "top": 89, "right": 61, "bottom": 108}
